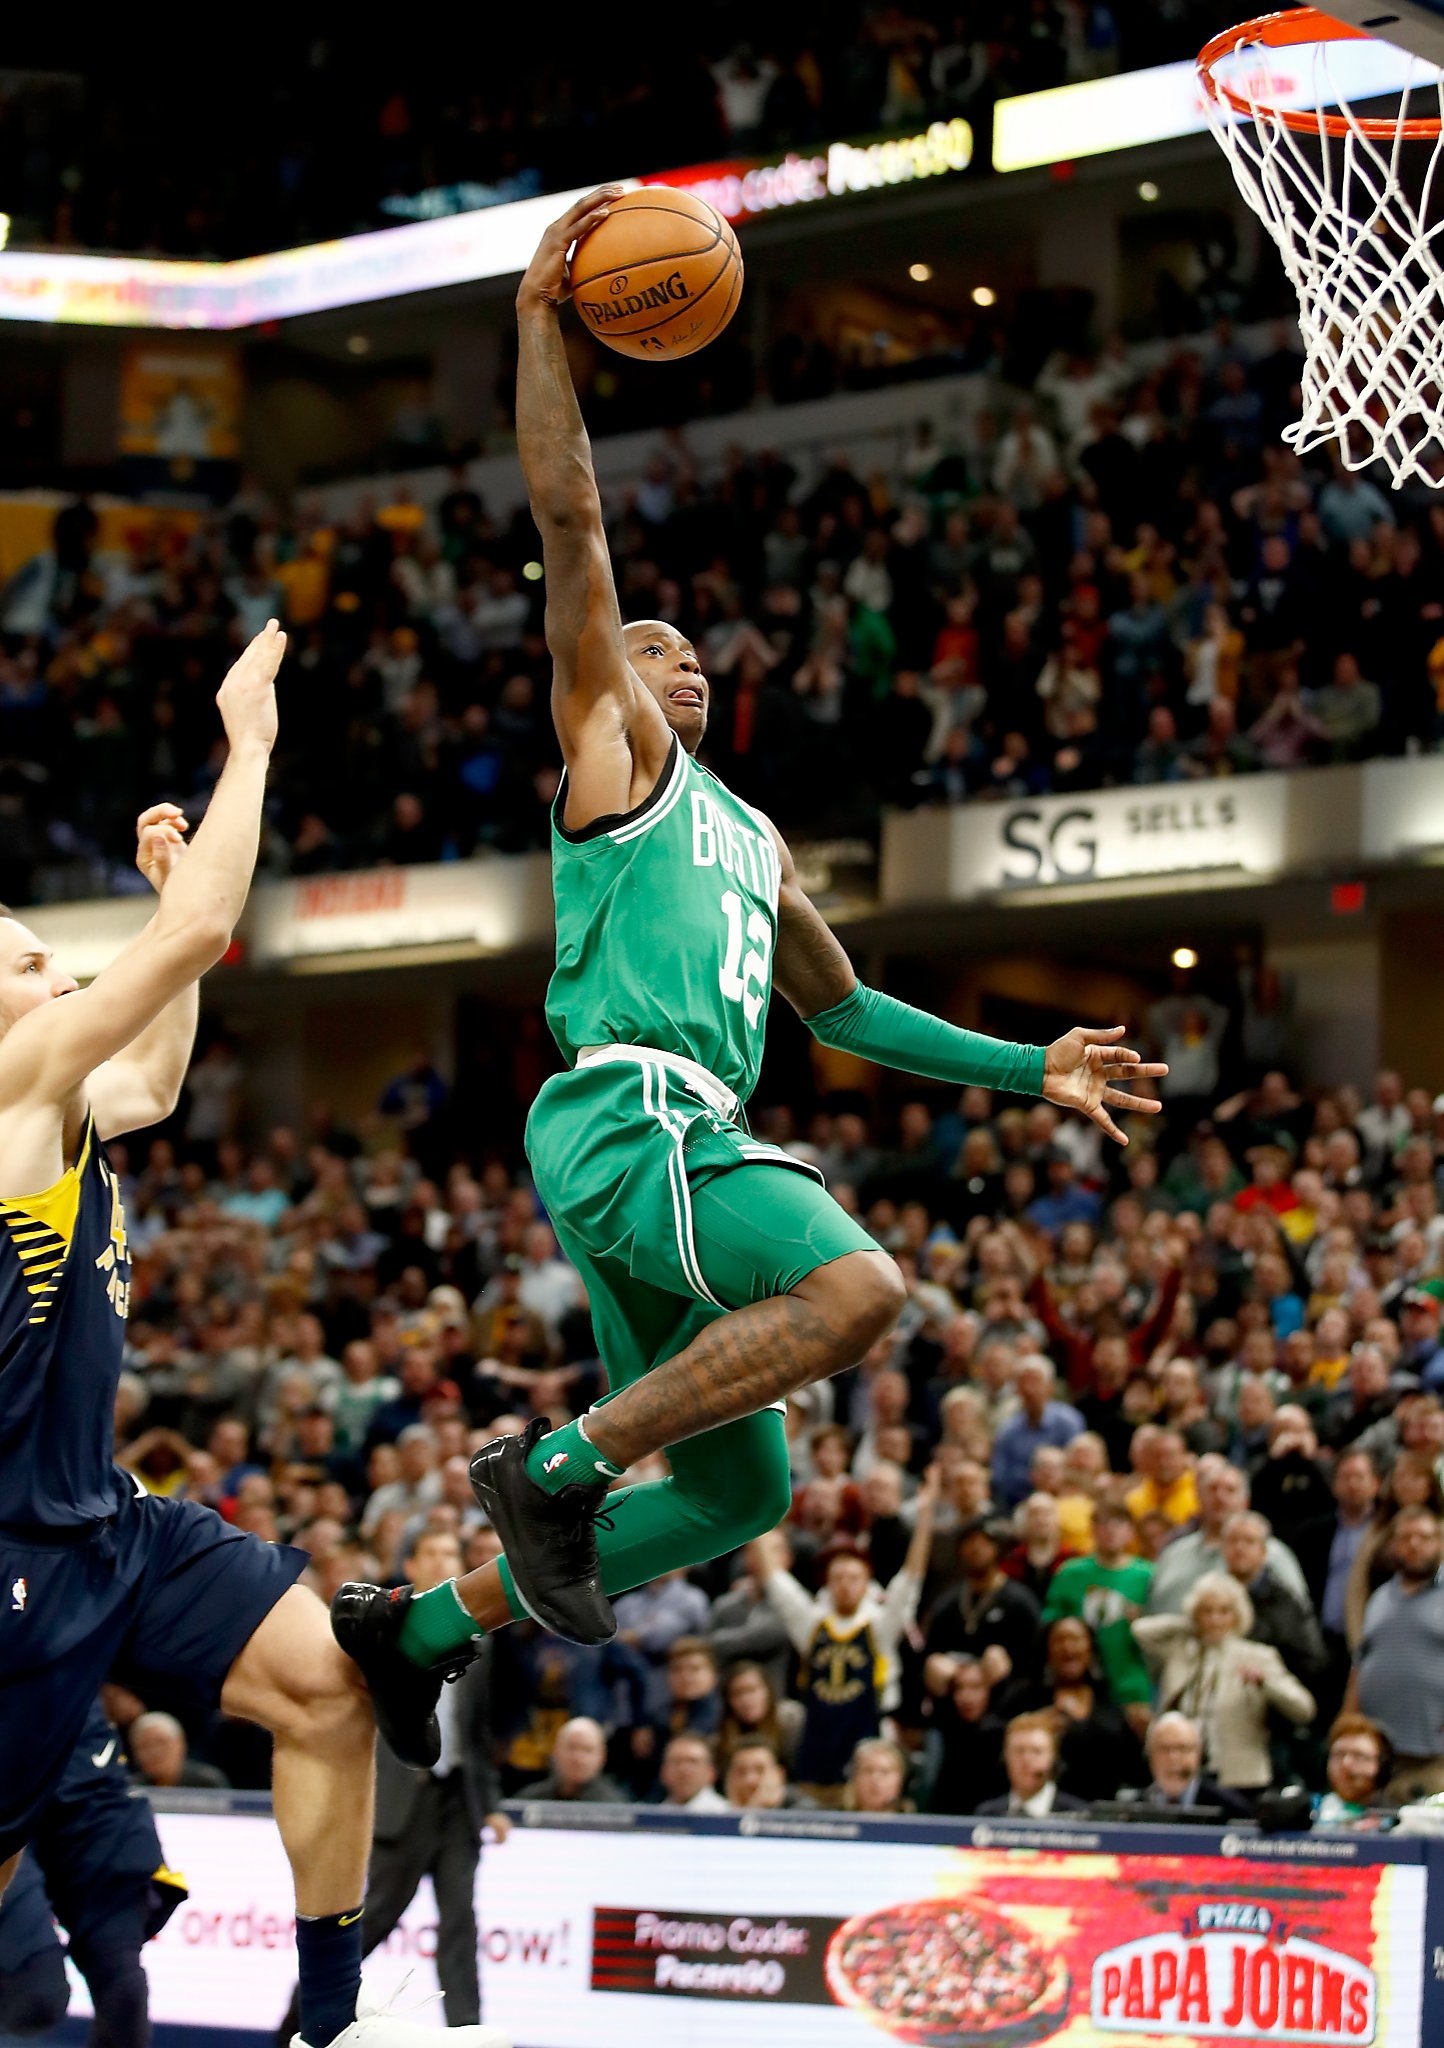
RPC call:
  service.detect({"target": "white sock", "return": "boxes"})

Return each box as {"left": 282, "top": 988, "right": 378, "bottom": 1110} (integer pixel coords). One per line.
{"left": 577, "top": 1412, "right": 624, "bottom": 1479}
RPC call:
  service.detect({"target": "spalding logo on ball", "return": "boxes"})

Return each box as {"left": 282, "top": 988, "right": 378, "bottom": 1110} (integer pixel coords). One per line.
{"left": 569, "top": 188, "right": 743, "bottom": 362}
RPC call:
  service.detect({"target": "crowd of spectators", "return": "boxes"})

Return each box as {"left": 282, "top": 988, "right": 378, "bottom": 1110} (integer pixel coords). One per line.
{"left": 4, "top": 313, "right": 1444, "bottom": 907}
{"left": 6, "top": 6, "right": 1219, "bottom": 258}
{"left": 98, "top": 1022, "right": 1444, "bottom": 1829}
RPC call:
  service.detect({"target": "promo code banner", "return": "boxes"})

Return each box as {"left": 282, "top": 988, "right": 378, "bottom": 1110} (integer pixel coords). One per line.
{"left": 483, "top": 1827, "right": 1431, "bottom": 2048}
{"left": 56, "top": 1810, "right": 1439, "bottom": 2047}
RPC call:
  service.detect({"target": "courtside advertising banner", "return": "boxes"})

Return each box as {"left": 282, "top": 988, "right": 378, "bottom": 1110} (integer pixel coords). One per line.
{"left": 90, "top": 1808, "right": 1442, "bottom": 2046}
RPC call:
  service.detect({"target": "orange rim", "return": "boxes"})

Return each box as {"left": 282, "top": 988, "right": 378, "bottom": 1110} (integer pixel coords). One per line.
{"left": 1197, "top": 5, "right": 1443, "bottom": 139}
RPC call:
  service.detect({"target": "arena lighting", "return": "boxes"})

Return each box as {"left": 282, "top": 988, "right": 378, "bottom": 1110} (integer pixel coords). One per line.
{"left": 992, "top": 35, "right": 1421, "bottom": 171}
{"left": 0, "top": 120, "right": 973, "bottom": 332}
{"left": 345, "top": 333, "right": 370, "bottom": 355}
{"left": 522, "top": 561, "right": 543, "bottom": 582}
{"left": 0, "top": 214, "right": 9, "bottom": 253}
{"left": 971, "top": 284, "right": 997, "bottom": 307}
{"left": 1171, "top": 946, "right": 1199, "bottom": 970}
{"left": 1138, "top": 179, "right": 1160, "bottom": 201}
{"left": 909, "top": 261, "right": 933, "bottom": 281}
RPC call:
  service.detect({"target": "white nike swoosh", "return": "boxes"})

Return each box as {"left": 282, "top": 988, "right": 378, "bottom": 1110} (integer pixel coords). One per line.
{"left": 91, "top": 1738, "right": 116, "bottom": 1769}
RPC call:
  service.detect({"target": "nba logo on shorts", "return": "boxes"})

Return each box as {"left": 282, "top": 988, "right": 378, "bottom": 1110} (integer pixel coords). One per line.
{"left": 543, "top": 1451, "right": 569, "bottom": 1475}
{"left": 10, "top": 1577, "right": 26, "bottom": 1612}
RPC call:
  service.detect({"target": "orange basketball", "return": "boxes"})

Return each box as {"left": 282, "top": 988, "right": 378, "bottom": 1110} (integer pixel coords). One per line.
{"left": 569, "top": 188, "right": 743, "bottom": 362}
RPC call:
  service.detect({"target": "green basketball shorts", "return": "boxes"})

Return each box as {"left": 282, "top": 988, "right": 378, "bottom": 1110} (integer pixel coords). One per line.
{"left": 524, "top": 1046, "right": 876, "bottom": 1389}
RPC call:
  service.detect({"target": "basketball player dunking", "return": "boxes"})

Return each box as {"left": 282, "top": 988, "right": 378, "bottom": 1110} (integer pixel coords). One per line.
{"left": 0, "top": 624, "right": 507, "bottom": 2048}
{"left": 335, "top": 189, "right": 1167, "bottom": 1745}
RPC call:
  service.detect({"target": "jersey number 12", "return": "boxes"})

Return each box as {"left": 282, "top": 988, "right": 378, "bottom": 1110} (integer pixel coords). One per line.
{"left": 719, "top": 890, "right": 770, "bottom": 1028}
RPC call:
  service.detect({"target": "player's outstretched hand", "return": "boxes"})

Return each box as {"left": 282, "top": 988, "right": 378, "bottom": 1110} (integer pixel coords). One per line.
{"left": 217, "top": 618, "right": 284, "bottom": 754}
{"left": 1042, "top": 1023, "right": 1168, "bottom": 1146}
{"left": 135, "top": 802, "right": 189, "bottom": 893}
{"left": 518, "top": 186, "right": 622, "bottom": 310}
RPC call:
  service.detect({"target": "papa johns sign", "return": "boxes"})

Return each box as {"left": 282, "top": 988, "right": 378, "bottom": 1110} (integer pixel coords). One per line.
{"left": 1092, "top": 1915, "right": 1375, "bottom": 2045}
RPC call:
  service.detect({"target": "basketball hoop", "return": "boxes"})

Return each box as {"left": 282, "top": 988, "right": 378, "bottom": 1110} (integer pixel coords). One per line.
{"left": 1197, "top": 6, "right": 1444, "bottom": 487}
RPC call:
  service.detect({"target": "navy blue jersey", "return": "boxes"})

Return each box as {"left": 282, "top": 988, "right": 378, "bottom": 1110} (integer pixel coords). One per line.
{"left": 792, "top": 1618, "right": 883, "bottom": 1786}
{"left": 0, "top": 1114, "right": 133, "bottom": 1529}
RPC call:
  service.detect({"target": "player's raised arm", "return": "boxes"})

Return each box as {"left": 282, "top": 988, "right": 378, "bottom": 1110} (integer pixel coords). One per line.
{"left": 0, "top": 621, "right": 283, "bottom": 1113}
{"left": 516, "top": 189, "right": 670, "bottom": 824}
{"left": 764, "top": 819, "right": 1167, "bottom": 1145}
{"left": 84, "top": 804, "right": 202, "bottom": 1139}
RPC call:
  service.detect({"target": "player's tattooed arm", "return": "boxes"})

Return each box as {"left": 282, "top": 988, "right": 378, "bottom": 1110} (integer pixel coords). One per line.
{"left": 516, "top": 187, "right": 647, "bottom": 808}
{"left": 762, "top": 818, "right": 859, "bottom": 1018}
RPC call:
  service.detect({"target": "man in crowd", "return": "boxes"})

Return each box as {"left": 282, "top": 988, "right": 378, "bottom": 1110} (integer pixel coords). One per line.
{"left": 1350, "top": 1507, "right": 1444, "bottom": 1801}
{"left": 1147, "top": 1457, "right": 1309, "bottom": 1613}
{"left": 975, "top": 1715, "right": 1090, "bottom": 1819}
{"left": 755, "top": 1471, "right": 938, "bottom": 1799}
{"left": 991, "top": 1358, "right": 1084, "bottom": 1509}
{"left": 704, "top": 1543, "right": 791, "bottom": 1694}
{"left": 923, "top": 1516, "right": 1043, "bottom": 1687}
{"left": 1125, "top": 1427, "right": 1198, "bottom": 1530}
{"left": 724, "top": 1741, "right": 809, "bottom": 1813}
{"left": 360, "top": 1530, "right": 509, "bottom": 2027}
{"left": 515, "top": 1720, "right": 622, "bottom": 1805}
{"left": 128, "top": 1714, "right": 230, "bottom": 1792}
{"left": 1293, "top": 1447, "right": 1380, "bottom": 1717}
{"left": 1132, "top": 1712, "right": 1253, "bottom": 1819}
{"left": 657, "top": 1735, "right": 729, "bottom": 1814}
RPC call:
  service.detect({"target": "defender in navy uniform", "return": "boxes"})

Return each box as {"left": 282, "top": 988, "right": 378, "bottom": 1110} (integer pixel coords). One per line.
{"left": 0, "top": 1698, "right": 186, "bottom": 2048}
{"left": 0, "top": 623, "right": 505, "bottom": 2048}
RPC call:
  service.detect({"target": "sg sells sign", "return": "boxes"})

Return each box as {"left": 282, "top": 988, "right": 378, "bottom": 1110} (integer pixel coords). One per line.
{"left": 972, "top": 783, "right": 1285, "bottom": 892}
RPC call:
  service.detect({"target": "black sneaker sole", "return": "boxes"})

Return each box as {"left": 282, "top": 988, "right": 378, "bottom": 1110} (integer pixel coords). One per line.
{"left": 469, "top": 1430, "right": 617, "bottom": 1647}
{"left": 330, "top": 1582, "right": 444, "bottom": 1770}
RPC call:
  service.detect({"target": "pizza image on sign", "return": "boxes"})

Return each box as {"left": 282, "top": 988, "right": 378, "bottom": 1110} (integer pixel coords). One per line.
{"left": 825, "top": 1899, "right": 1071, "bottom": 2047}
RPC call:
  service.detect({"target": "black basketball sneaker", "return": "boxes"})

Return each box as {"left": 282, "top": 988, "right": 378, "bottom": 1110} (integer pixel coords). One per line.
{"left": 468, "top": 1417, "right": 616, "bottom": 1646}
{"left": 330, "top": 1581, "right": 476, "bottom": 1770}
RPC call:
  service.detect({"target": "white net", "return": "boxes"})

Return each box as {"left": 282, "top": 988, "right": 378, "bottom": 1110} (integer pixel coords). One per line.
{"left": 1200, "top": 17, "right": 1444, "bottom": 487}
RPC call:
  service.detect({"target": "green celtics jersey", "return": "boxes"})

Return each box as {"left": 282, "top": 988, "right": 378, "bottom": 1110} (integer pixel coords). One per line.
{"left": 545, "top": 736, "right": 781, "bottom": 1102}
{"left": 1043, "top": 1555, "right": 1154, "bottom": 1705}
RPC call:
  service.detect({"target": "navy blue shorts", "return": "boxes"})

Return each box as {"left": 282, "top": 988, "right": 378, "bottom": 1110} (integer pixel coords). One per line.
{"left": 0, "top": 1493, "right": 305, "bottom": 1860}
{"left": 25, "top": 1698, "right": 187, "bottom": 1945}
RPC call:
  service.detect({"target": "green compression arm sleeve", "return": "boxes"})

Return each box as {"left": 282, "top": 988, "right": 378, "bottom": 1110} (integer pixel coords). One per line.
{"left": 805, "top": 982, "right": 1046, "bottom": 1095}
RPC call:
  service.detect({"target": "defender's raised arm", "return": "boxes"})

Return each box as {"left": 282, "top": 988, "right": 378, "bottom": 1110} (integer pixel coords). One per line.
{"left": 0, "top": 620, "right": 283, "bottom": 1118}
{"left": 516, "top": 189, "right": 670, "bottom": 826}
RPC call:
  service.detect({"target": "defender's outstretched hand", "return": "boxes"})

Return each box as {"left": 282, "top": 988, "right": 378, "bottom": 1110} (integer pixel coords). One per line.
{"left": 135, "top": 803, "right": 189, "bottom": 893}
{"left": 216, "top": 618, "right": 284, "bottom": 754}
{"left": 1042, "top": 1024, "right": 1168, "bottom": 1146}
{"left": 518, "top": 186, "right": 621, "bottom": 309}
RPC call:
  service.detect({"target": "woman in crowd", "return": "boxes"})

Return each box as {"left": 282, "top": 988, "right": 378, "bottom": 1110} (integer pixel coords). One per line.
{"left": 716, "top": 1662, "right": 804, "bottom": 1776}
{"left": 843, "top": 1738, "right": 915, "bottom": 1815}
{"left": 1133, "top": 1572, "right": 1317, "bottom": 1794}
